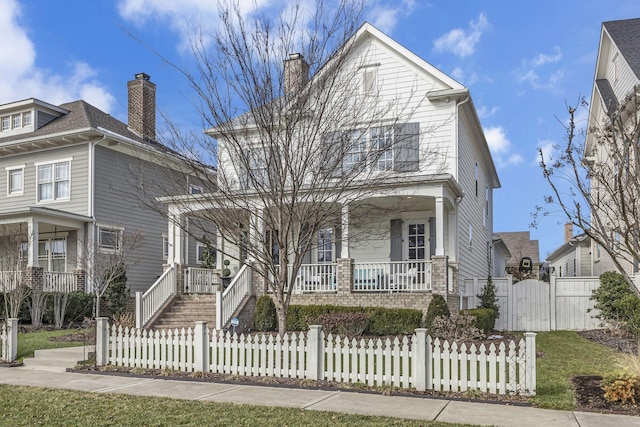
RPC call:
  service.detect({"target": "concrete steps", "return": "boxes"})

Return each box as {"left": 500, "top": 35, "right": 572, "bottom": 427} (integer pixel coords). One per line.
{"left": 21, "top": 346, "right": 94, "bottom": 372}
{"left": 150, "top": 294, "right": 217, "bottom": 331}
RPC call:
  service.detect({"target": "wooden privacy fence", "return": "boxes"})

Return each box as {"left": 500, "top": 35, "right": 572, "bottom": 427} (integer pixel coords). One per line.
{"left": 0, "top": 318, "right": 18, "bottom": 363}
{"left": 463, "top": 276, "right": 602, "bottom": 331}
{"left": 95, "top": 318, "right": 537, "bottom": 395}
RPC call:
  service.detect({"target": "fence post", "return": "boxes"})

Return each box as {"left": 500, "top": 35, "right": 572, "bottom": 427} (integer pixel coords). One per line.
{"left": 307, "top": 325, "right": 323, "bottom": 381}
{"left": 6, "top": 318, "right": 18, "bottom": 362}
{"left": 96, "top": 317, "right": 109, "bottom": 366}
{"left": 215, "top": 291, "right": 223, "bottom": 330}
{"left": 135, "top": 291, "right": 143, "bottom": 329}
{"left": 413, "top": 328, "right": 429, "bottom": 391}
{"left": 549, "top": 275, "right": 557, "bottom": 331}
{"left": 524, "top": 332, "right": 537, "bottom": 396}
{"left": 194, "top": 321, "right": 209, "bottom": 372}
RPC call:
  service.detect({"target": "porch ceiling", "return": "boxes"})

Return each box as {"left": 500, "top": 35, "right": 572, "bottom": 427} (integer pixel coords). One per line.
{"left": 0, "top": 207, "right": 91, "bottom": 229}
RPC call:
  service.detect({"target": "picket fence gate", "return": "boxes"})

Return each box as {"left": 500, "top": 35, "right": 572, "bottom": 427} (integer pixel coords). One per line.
{"left": 95, "top": 318, "right": 537, "bottom": 395}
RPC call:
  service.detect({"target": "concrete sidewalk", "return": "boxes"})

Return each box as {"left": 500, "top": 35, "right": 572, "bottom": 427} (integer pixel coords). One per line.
{"left": 1, "top": 366, "right": 639, "bottom": 426}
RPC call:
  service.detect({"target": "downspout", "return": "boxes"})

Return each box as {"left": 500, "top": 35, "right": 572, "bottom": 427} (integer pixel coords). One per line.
{"left": 454, "top": 95, "right": 470, "bottom": 311}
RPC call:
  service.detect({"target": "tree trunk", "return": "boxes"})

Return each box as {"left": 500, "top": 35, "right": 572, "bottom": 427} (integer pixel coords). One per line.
{"left": 95, "top": 294, "right": 101, "bottom": 319}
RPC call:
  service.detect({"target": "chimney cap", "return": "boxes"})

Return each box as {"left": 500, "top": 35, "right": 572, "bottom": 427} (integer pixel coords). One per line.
{"left": 288, "top": 53, "right": 303, "bottom": 60}
{"left": 135, "top": 72, "right": 151, "bottom": 81}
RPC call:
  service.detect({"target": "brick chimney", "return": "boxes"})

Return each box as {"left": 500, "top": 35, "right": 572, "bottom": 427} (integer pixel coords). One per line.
{"left": 283, "top": 53, "right": 309, "bottom": 96}
{"left": 127, "top": 73, "right": 156, "bottom": 141}
{"left": 564, "top": 223, "right": 573, "bottom": 243}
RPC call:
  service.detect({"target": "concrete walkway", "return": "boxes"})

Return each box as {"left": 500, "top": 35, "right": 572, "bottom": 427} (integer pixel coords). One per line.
{"left": 1, "top": 365, "right": 639, "bottom": 426}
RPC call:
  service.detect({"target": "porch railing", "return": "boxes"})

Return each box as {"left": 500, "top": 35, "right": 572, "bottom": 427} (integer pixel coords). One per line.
{"left": 185, "top": 267, "right": 221, "bottom": 294}
{"left": 352, "top": 260, "right": 432, "bottom": 292}
{"left": 216, "top": 263, "right": 252, "bottom": 330}
{"left": 0, "top": 271, "right": 21, "bottom": 292}
{"left": 43, "top": 271, "right": 77, "bottom": 293}
{"left": 290, "top": 263, "right": 338, "bottom": 293}
{"left": 136, "top": 266, "right": 176, "bottom": 329}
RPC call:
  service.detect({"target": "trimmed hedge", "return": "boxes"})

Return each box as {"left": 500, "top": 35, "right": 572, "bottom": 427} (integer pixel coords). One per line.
{"left": 464, "top": 308, "right": 498, "bottom": 334}
{"left": 253, "top": 295, "right": 277, "bottom": 332}
{"left": 286, "top": 304, "right": 422, "bottom": 335}
{"left": 424, "top": 294, "right": 450, "bottom": 329}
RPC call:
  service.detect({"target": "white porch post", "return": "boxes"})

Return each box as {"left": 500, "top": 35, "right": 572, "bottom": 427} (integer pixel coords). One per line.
{"left": 341, "top": 204, "right": 349, "bottom": 258}
{"left": 27, "top": 218, "right": 39, "bottom": 267}
{"left": 168, "top": 208, "right": 184, "bottom": 265}
{"left": 76, "top": 225, "right": 85, "bottom": 269}
{"left": 249, "top": 208, "right": 264, "bottom": 262}
{"left": 435, "top": 196, "right": 445, "bottom": 256}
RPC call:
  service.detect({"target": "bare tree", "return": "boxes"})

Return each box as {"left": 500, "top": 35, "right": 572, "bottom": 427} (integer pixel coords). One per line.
{"left": 0, "top": 225, "right": 30, "bottom": 319}
{"left": 536, "top": 85, "right": 640, "bottom": 291}
{"left": 140, "top": 1, "right": 449, "bottom": 333}
{"left": 82, "top": 229, "right": 145, "bottom": 318}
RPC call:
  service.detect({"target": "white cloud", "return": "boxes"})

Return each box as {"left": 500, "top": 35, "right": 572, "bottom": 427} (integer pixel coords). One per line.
{"left": 0, "top": 0, "right": 115, "bottom": 111}
{"left": 366, "top": 0, "right": 418, "bottom": 34}
{"left": 519, "top": 47, "right": 564, "bottom": 92}
{"left": 450, "top": 66, "right": 478, "bottom": 86}
{"left": 536, "top": 139, "right": 556, "bottom": 166}
{"left": 433, "top": 12, "right": 489, "bottom": 58}
{"left": 484, "top": 125, "right": 523, "bottom": 168}
{"left": 477, "top": 105, "right": 499, "bottom": 119}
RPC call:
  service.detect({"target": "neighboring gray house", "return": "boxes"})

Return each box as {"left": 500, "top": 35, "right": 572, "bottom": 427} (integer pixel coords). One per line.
{"left": 0, "top": 73, "right": 202, "bottom": 295}
{"left": 546, "top": 224, "right": 592, "bottom": 278}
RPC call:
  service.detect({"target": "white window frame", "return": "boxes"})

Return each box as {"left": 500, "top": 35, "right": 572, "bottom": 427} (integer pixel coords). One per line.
{"left": 35, "top": 158, "right": 72, "bottom": 202}
{"left": 6, "top": 164, "right": 25, "bottom": 196}
{"left": 97, "top": 226, "right": 123, "bottom": 253}
{"left": 12, "top": 114, "right": 21, "bottom": 129}
{"left": 38, "top": 237, "right": 67, "bottom": 272}
{"left": 162, "top": 235, "right": 169, "bottom": 259}
{"left": 1, "top": 116, "right": 9, "bottom": 131}
{"left": 196, "top": 241, "right": 215, "bottom": 265}
{"left": 22, "top": 111, "right": 32, "bottom": 127}
{"left": 371, "top": 126, "right": 393, "bottom": 171}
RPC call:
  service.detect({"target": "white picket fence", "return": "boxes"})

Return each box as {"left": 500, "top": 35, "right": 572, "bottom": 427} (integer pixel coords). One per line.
{"left": 95, "top": 318, "right": 536, "bottom": 395}
{"left": 0, "top": 319, "right": 18, "bottom": 363}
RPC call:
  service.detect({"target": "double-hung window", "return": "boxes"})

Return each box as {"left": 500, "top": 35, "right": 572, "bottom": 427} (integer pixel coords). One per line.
{"left": 344, "top": 130, "right": 367, "bottom": 171}
{"left": 98, "top": 227, "right": 122, "bottom": 253}
{"left": 371, "top": 126, "right": 393, "bottom": 171}
{"left": 37, "top": 159, "right": 71, "bottom": 202}
{"left": 6, "top": 165, "right": 24, "bottom": 196}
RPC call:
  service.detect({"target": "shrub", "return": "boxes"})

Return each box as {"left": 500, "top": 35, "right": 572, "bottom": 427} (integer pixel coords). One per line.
{"left": 591, "top": 271, "right": 640, "bottom": 333}
{"left": 465, "top": 308, "right": 498, "bottom": 334}
{"left": 308, "top": 312, "right": 370, "bottom": 337}
{"left": 477, "top": 277, "right": 499, "bottom": 315}
{"left": 104, "top": 265, "right": 129, "bottom": 316}
{"left": 253, "top": 295, "right": 277, "bottom": 332}
{"left": 603, "top": 368, "right": 640, "bottom": 405}
{"left": 430, "top": 312, "right": 484, "bottom": 341}
{"left": 286, "top": 304, "right": 422, "bottom": 335}
{"left": 64, "top": 292, "right": 95, "bottom": 324}
{"left": 425, "top": 294, "right": 450, "bottom": 329}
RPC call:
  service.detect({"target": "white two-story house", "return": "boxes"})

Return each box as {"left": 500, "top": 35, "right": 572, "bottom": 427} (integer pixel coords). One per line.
{"left": 0, "top": 73, "right": 202, "bottom": 299}
{"left": 143, "top": 23, "right": 500, "bottom": 329}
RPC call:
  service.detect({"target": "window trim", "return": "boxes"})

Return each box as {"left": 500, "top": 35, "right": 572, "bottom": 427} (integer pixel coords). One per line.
{"left": 35, "top": 158, "right": 72, "bottom": 203}
{"left": 6, "top": 164, "right": 25, "bottom": 196}
{"left": 162, "top": 235, "right": 169, "bottom": 260}
{"left": 97, "top": 225, "right": 124, "bottom": 253}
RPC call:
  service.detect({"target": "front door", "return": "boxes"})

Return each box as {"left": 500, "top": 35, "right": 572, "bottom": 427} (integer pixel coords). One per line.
{"left": 407, "top": 223, "right": 426, "bottom": 284}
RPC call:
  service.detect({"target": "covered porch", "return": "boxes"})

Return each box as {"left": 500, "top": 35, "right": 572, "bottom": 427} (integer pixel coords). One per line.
{"left": 0, "top": 208, "right": 89, "bottom": 293}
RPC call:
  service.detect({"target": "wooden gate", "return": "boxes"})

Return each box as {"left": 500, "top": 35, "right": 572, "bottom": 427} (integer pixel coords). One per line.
{"left": 463, "top": 276, "right": 602, "bottom": 331}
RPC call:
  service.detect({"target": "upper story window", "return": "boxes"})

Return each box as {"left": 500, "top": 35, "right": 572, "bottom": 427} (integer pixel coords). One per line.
{"left": 23, "top": 111, "right": 32, "bottom": 127}
{"left": 36, "top": 159, "right": 71, "bottom": 202}
{"left": 0, "top": 111, "right": 32, "bottom": 133}
{"left": 371, "top": 126, "right": 393, "bottom": 171}
{"left": 6, "top": 165, "right": 24, "bottom": 196}
{"left": 189, "top": 184, "right": 203, "bottom": 194}
{"left": 362, "top": 70, "right": 377, "bottom": 95}
{"left": 1, "top": 116, "right": 9, "bottom": 131}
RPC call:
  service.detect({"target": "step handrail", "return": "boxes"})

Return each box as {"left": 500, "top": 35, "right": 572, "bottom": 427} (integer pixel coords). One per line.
{"left": 216, "top": 263, "right": 252, "bottom": 330}
{"left": 135, "top": 266, "right": 177, "bottom": 328}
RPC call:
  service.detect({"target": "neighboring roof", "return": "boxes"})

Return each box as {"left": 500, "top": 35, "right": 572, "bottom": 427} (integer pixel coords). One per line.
{"left": 595, "top": 78, "right": 619, "bottom": 113}
{"left": 494, "top": 231, "right": 540, "bottom": 266}
{"left": 603, "top": 17, "right": 640, "bottom": 80}
{"left": 0, "top": 99, "right": 172, "bottom": 154}
{"left": 546, "top": 233, "right": 590, "bottom": 262}
{"left": 492, "top": 234, "right": 512, "bottom": 259}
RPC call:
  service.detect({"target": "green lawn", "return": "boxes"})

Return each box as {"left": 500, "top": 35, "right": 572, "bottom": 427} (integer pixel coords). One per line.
{"left": 16, "top": 328, "right": 90, "bottom": 361}
{"left": 530, "top": 330, "right": 619, "bottom": 410}
{"left": 0, "top": 384, "right": 474, "bottom": 427}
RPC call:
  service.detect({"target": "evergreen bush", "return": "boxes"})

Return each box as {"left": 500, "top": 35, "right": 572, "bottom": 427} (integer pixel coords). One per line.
{"left": 425, "top": 294, "right": 450, "bottom": 329}
{"left": 253, "top": 295, "right": 277, "bottom": 332}
{"left": 464, "top": 308, "right": 498, "bottom": 334}
{"left": 104, "top": 264, "right": 129, "bottom": 315}
{"left": 477, "top": 276, "right": 499, "bottom": 315}
{"left": 591, "top": 271, "right": 640, "bottom": 333}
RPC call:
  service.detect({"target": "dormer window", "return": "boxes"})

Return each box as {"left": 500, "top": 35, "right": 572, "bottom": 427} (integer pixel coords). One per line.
{"left": 23, "top": 111, "right": 32, "bottom": 127}
{"left": 0, "top": 110, "right": 34, "bottom": 133}
{"left": 12, "top": 114, "right": 21, "bottom": 128}
{"left": 1, "top": 116, "right": 8, "bottom": 131}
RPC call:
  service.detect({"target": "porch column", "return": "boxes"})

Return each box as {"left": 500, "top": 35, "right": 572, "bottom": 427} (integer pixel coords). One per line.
{"left": 341, "top": 204, "right": 349, "bottom": 258}
{"left": 76, "top": 225, "right": 85, "bottom": 269}
{"left": 168, "top": 208, "right": 184, "bottom": 265}
{"left": 435, "top": 196, "right": 445, "bottom": 256}
{"left": 26, "top": 218, "right": 39, "bottom": 267}
{"left": 249, "top": 208, "right": 264, "bottom": 262}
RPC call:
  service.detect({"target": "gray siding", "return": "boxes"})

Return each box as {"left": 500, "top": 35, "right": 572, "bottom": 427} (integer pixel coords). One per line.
{"left": 0, "top": 144, "right": 89, "bottom": 216}
{"left": 93, "top": 145, "right": 187, "bottom": 293}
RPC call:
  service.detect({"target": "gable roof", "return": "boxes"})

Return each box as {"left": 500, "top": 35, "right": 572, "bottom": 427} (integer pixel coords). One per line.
{"left": 603, "top": 17, "right": 640, "bottom": 80}
{"left": 494, "top": 231, "right": 540, "bottom": 266}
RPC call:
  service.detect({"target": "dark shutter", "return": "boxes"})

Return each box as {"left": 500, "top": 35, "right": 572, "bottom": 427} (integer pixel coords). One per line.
{"left": 393, "top": 122, "right": 419, "bottom": 172}
{"left": 239, "top": 149, "right": 250, "bottom": 189}
{"left": 335, "top": 225, "right": 342, "bottom": 259}
{"left": 301, "top": 223, "right": 312, "bottom": 264}
{"left": 390, "top": 219, "right": 402, "bottom": 261}
{"left": 429, "top": 217, "right": 436, "bottom": 259}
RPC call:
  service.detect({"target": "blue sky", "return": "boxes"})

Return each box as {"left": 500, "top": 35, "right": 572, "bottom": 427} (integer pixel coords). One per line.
{"left": 1, "top": 0, "right": 639, "bottom": 259}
